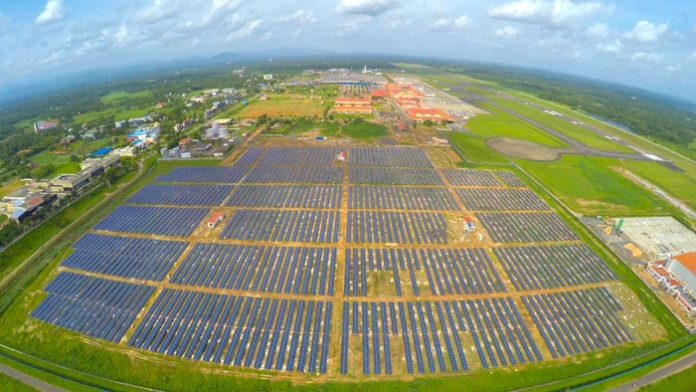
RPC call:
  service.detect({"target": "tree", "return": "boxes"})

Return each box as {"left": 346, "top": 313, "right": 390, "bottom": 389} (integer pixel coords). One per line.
{"left": 30, "top": 163, "right": 56, "bottom": 180}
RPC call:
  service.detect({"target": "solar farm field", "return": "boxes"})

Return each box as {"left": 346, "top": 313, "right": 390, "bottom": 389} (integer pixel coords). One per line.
{"left": 28, "top": 145, "right": 663, "bottom": 381}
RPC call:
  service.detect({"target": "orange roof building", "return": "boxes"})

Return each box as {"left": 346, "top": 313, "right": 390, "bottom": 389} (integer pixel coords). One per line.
{"left": 666, "top": 252, "right": 696, "bottom": 293}
{"left": 334, "top": 97, "right": 372, "bottom": 114}
{"left": 207, "top": 212, "right": 225, "bottom": 228}
{"left": 371, "top": 89, "right": 388, "bottom": 99}
{"left": 406, "top": 108, "right": 454, "bottom": 123}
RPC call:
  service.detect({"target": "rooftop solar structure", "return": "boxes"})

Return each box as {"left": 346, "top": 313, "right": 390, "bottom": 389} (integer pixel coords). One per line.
{"left": 94, "top": 206, "right": 208, "bottom": 237}
{"left": 155, "top": 166, "right": 249, "bottom": 184}
{"left": 349, "top": 147, "right": 432, "bottom": 167}
{"left": 128, "top": 184, "right": 233, "bottom": 206}
{"left": 63, "top": 234, "right": 188, "bottom": 281}
{"left": 32, "top": 272, "right": 154, "bottom": 342}
{"left": 260, "top": 147, "right": 339, "bottom": 166}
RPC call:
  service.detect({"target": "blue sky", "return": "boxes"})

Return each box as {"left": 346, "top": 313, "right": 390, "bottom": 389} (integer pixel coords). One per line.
{"left": 0, "top": 1, "right": 695, "bottom": 101}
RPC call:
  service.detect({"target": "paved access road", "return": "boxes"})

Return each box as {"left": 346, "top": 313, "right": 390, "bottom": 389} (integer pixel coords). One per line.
{"left": 611, "top": 350, "right": 696, "bottom": 392}
{"left": 0, "top": 364, "right": 66, "bottom": 392}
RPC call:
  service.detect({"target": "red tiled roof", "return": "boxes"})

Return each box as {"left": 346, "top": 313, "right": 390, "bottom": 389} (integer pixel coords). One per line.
{"left": 208, "top": 212, "right": 225, "bottom": 223}
{"left": 406, "top": 108, "right": 454, "bottom": 122}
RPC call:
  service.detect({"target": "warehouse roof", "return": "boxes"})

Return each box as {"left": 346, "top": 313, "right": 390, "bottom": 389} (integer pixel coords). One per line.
{"left": 674, "top": 252, "right": 696, "bottom": 274}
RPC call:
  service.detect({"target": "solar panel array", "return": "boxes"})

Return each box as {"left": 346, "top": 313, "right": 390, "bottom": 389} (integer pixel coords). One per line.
{"left": 33, "top": 146, "right": 637, "bottom": 378}
{"left": 32, "top": 272, "right": 154, "bottom": 342}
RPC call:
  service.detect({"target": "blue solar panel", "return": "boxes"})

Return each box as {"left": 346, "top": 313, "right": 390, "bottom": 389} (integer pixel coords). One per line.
{"left": 95, "top": 206, "right": 208, "bottom": 237}
{"left": 227, "top": 185, "right": 342, "bottom": 209}
{"left": 221, "top": 210, "right": 339, "bottom": 243}
{"left": 347, "top": 211, "right": 447, "bottom": 244}
{"left": 244, "top": 165, "right": 344, "bottom": 184}
{"left": 32, "top": 272, "right": 154, "bottom": 342}
{"left": 129, "top": 184, "right": 232, "bottom": 206}
{"left": 171, "top": 244, "right": 336, "bottom": 295}
{"left": 349, "top": 167, "right": 442, "bottom": 185}
{"left": 63, "top": 234, "right": 188, "bottom": 280}
{"left": 349, "top": 147, "right": 432, "bottom": 167}
{"left": 129, "top": 291, "right": 332, "bottom": 373}
{"left": 156, "top": 165, "right": 249, "bottom": 183}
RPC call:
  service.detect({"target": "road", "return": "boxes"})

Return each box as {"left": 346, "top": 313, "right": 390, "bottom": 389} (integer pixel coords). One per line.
{"left": 0, "top": 364, "right": 66, "bottom": 392}
{"left": 611, "top": 350, "right": 696, "bottom": 391}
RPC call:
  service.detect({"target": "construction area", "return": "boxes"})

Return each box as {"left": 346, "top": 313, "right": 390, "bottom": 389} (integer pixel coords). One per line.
{"left": 584, "top": 216, "right": 696, "bottom": 329}
{"left": 29, "top": 145, "right": 662, "bottom": 380}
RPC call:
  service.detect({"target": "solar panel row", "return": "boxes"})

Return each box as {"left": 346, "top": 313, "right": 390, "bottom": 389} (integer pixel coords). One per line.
{"left": 171, "top": 244, "right": 336, "bottom": 295}
{"left": 129, "top": 290, "right": 333, "bottom": 373}
{"left": 32, "top": 272, "right": 154, "bottom": 342}
{"left": 63, "top": 234, "right": 188, "bottom": 281}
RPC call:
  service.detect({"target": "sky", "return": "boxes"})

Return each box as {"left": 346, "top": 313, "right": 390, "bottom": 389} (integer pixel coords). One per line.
{"left": 0, "top": 0, "right": 695, "bottom": 101}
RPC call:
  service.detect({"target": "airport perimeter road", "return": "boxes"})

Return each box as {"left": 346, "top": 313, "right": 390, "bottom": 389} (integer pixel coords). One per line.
{"left": 611, "top": 350, "right": 696, "bottom": 392}
{"left": 0, "top": 364, "right": 66, "bottom": 392}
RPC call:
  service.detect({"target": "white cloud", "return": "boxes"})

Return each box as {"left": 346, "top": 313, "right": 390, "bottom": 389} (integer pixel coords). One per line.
{"left": 385, "top": 16, "right": 413, "bottom": 30}
{"left": 623, "top": 20, "right": 669, "bottom": 43}
{"left": 488, "top": 0, "right": 604, "bottom": 28}
{"left": 495, "top": 26, "right": 519, "bottom": 38}
{"left": 630, "top": 51, "right": 664, "bottom": 64}
{"left": 596, "top": 39, "right": 622, "bottom": 54}
{"left": 454, "top": 15, "right": 471, "bottom": 28}
{"left": 665, "top": 64, "right": 681, "bottom": 73}
{"left": 586, "top": 22, "right": 609, "bottom": 38}
{"left": 137, "top": 0, "right": 181, "bottom": 23}
{"left": 338, "top": 0, "right": 401, "bottom": 16}
{"left": 212, "top": 0, "right": 242, "bottom": 12}
{"left": 35, "top": 0, "right": 65, "bottom": 25}
{"left": 279, "top": 10, "right": 318, "bottom": 25}
{"left": 429, "top": 15, "right": 470, "bottom": 31}
{"left": 226, "top": 18, "right": 262, "bottom": 41}
{"left": 340, "top": 16, "right": 371, "bottom": 33}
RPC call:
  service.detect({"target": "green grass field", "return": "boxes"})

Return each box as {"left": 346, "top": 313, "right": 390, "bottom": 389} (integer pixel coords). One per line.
{"left": 340, "top": 122, "right": 388, "bottom": 139}
{"left": 447, "top": 132, "right": 509, "bottom": 164}
{"left": 0, "top": 179, "right": 24, "bottom": 198}
{"left": 467, "top": 107, "right": 567, "bottom": 148}
{"left": 235, "top": 94, "right": 327, "bottom": 118}
{"left": 517, "top": 156, "right": 669, "bottom": 216}
{"left": 73, "top": 107, "right": 152, "bottom": 124}
{"left": 0, "top": 373, "right": 36, "bottom": 392}
{"left": 639, "top": 363, "right": 696, "bottom": 391}
{"left": 100, "top": 91, "right": 152, "bottom": 105}
{"left": 490, "top": 98, "right": 635, "bottom": 154}
{"left": 29, "top": 152, "right": 81, "bottom": 175}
